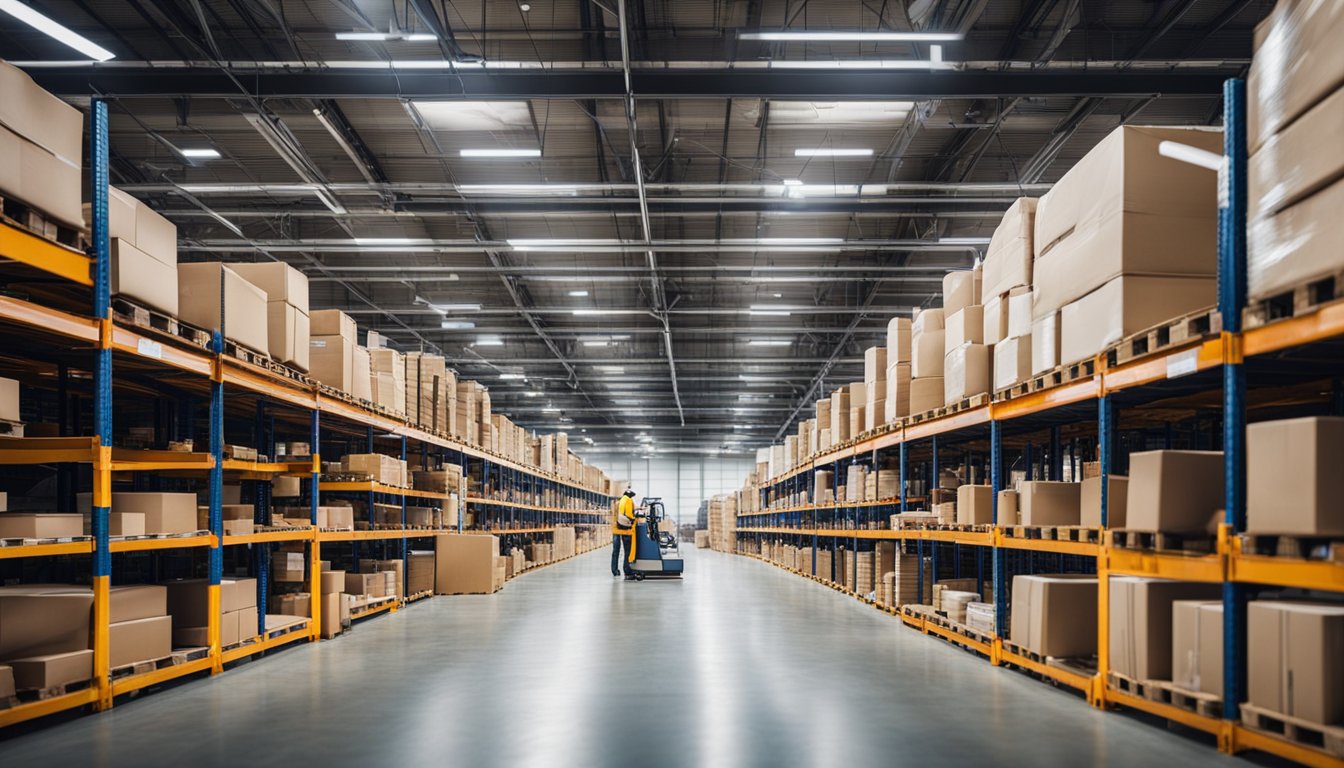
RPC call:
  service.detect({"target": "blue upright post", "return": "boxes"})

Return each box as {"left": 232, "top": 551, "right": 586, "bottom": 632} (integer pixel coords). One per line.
{"left": 89, "top": 99, "right": 114, "bottom": 706}
{"left": 254, "top": 401, "right": 270, "bottom": 621}
{"left": 400, "top": 435, "right": 409, "bottom": 598}
{"left": 1220, "top": 78, "right": 1248, "bottom": 728}
{"left": 1099, "top": 397, "right": 1113, "bottom": 528}
{"left": 930, "top": 436, "right": 939, "bottom": 501}
{"left": 208, "top": 331, "right": 226, "bottom": 635}
{"left": 899, "top": 442, "right": 908, "bottom": 513}
{"left": 1049, "top": 426, "right": 1062, "bottom": 481}
{"left": 991, "top": 420, "right": 1006, "bottom": 639}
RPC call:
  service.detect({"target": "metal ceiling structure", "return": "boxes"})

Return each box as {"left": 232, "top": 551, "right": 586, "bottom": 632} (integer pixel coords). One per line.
{"left": 1, "top": 0, "right": 1272, "bottom": 459}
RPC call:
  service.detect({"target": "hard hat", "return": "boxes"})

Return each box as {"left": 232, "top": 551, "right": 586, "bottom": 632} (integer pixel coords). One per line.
{"left": 623, "top": 489, "right": 636, "bottom": 497}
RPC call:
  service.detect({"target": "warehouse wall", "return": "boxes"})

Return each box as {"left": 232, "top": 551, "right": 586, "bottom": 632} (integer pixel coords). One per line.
{"left": 582, "top": 453, "right": 754, "bottom": 526}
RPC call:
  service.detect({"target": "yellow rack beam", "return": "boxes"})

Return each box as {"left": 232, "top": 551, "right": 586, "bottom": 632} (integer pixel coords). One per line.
{"left": 220, "top": 626, "right": 311, "bottom": 665}
{"left": 318, "top": 481, "right": 449, "bottom": 500}
{"left": 223, "top": 529, "right": 316, "bottom": 546}
{"left": 0, "top": 220, "right": 92, "bottom": 285}
{"left": 110, "top": 656, "right": 213, "bottom": 697}
{"left": 0, "top": 540, "right": 94, "bottom": 560}
{"left": 1105, "top": 547, "right": 1224, "bottom": 583}
{"left": 0, "top": 685, "right": 98, "bottom": 728}
{"left": 1105, "top": 687, "right": 1224, "bottom": 737}
{"left": 108, "top": 534, "right": 215, "bottom": 553}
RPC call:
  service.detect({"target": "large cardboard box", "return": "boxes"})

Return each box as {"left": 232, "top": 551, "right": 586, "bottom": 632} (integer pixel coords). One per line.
{"left": 1031, "top": 312, "right": 1060, "bottom": 375}
{"left": 998, "top": 489, "right": 1019, "bottom": 526}
{"left": 9, "top": 649, "right": 92, "bottom": 691}
{"left": 266, "top": 301, "right": 310, "bottom": 372}
{"left": 109, "top": 584, "right": 166, "bottom": 624}
{"left": 911, "top": 330, "right": 945, "bottom": 379}
{"left": 982, "top": 197, "right": 1037, "bottom": 302}
{"left": 104, "top": 186, "right": 176, "bottom": 264}
{"left": 1249, "top": 174, "right": 1344, "bottom": 302}
{"left": 110, "top": 492, "right": 197, "bottom": 535}
{"left": 0, "top": 664, "right": 11, "bottom": 698}
{"left": 434, "top": 533, "right": 501, "bottom": 594}
{"left": 1250, "top": 82, "right": 1344, "bottom": 221}
{"left": 0, "top": 123, "right": 83, "bottom": 231}
{"left": 352, "top": 345, "right": 373, "bottom": 401}
{"left": 1247, "top": 0, "right": 1344, "bottom": 153}
{"left": 1126, "top": 450, "right": 1224, "bottom": 533}
{"left": 956, "top": 485, "right": 993, "bottom": 525}
{"left": 0, "top": 376, "right": 16, "bottom": 422}
{"left": 0, "top": 591, "right": 92, "bottom": 659}
{"left": 909, "top": 378, "right": 943, "bottom": 415}
{"left": 344, "top": 572, "right": 380, "bottom": 597}
{"left": 943, "top": 344, "right": 990, "bottom": 405}
{"left": 176, "top": 263, "right": 269, "bottom": 355}
{"left": 1010, "top": 574, "right": 1097, "bottom": 658}
{"left": 109, "top": 615, "right": 172, "bottom": 668}
{"left": 1080, "top": 475, "right": 1128, "bottom": 529}
{"left": 912, "top": 308, "right": 944, "bottom": 335}
{"left": 0, "top": 513, "right": 83, "bottom": 539}
{"left": 1007, "top": 289, "right": 1032, "bottom": 339}
{"left": 319, "top": 591, "right": 344, "bottom": 639}
{"left": 886, "top": 317, "right": 912, "bottom": 362}
{"left": 992, "top": 334, "right": 1032, "bottom": 392}
{"left": 1247, "top": 416, "right": 1344, "bottom": 536}
{"left": 1059, "top": 275, "right": 1215, "bottom": 366}
{"left": 1019, "top": 482, "right": 1081, "bottom": 526}
{"left": 1108, "top": 577, "right": 1220, "bottom": 681}
{"left": 1172, "top": 600, "right": 1223, "bottom": 695}
{"left": 272, "top": 551, "right": 306, "bottom": 582}
{"left": 1248, "top": 601, "right": 1344, "bottom": 724}
{"left": 0, "top": 61, "right": 83, "bottom": 164}
{"left": 227, "top": 262, "right": 309, "bottom": 314}
{"left": 863, "top": 346, "right": 887, "bottom": 389}
{"left": 884, "top": 362, "right": 910, "bottom": 422}
{"left": 942, "top": 270, "right": 979, "bottom": 315}
{"left": 984, "top": 293, "right": 1008, "bottom": 346}
{"left": 944, "top": 307, "right": 984, "bottom": 353}
{"left": 830, "top": 389, "right": 851, "bottom": 443}
{"left": 110, "top": 239, "right": 178, "bottom": 316}
{"left": 309, "top": 334, "right": 355, "bottom": 392}
{"left": 310, "top": 309, "right": 357, "bottom": 342}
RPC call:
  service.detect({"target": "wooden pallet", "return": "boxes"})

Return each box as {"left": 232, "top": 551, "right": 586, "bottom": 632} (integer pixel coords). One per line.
{"left": 1003, "top": 525, "right": 1102, "bottom": 544}
{"left": 110, "top": 654, "right": 175, "bottom": 681}
{"left": 918, "top": 522, "right": 993, "bottom": 534}
{"left": 1240, "top": 702, "right": 1344, "bottom": 759}
{"left": 110, "top": 297, "right": 213, "bottom": 351}
{"left": 1244, "top": 269, "right": 1344, "bottom": 331}
{"left": 1109, "top": 529, "right": 1217, "bottom": 554}
{"left": 0, "top": 534, "right": 93, "bottom": 547}
{"left": 16, "top": 677, "right": 93, "bottom": 702}
{"left": 171, "top": 646, "right": 210, "bottom": 664}
{"left": 110, "top": 530, "right": 211, "bottom": 542}
{"left": 1238, "top": 533, "right": 1344, "bottom": 562}
{"left": 0, "top": 193, "right": 87, "bottom": 251}
{"left": 926, "top": 611, "right": 994, "bottom": 646}
{"left": 1143, "top": 679, "right": 1222, "bottom": 719}
{"left": 1105, "top": 306, "right": 1221, "bottom": 368}
{"left": 265, "top": 618, "right": 311, "bottom": 639}
{"left": 1030, "top": 358, "right": 1097, "bottom": 394}
{"left": 222, "top": 339, "right": 271, "bottom": 368}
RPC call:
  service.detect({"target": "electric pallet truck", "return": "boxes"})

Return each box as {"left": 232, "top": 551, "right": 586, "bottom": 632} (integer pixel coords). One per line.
{"left": 626, "top": 497, "right": 684, "bottom": 579}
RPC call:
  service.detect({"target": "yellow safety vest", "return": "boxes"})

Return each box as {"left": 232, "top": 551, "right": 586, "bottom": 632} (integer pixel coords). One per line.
{"left": 612, "top": 495, "right": 636, "bottom": 533}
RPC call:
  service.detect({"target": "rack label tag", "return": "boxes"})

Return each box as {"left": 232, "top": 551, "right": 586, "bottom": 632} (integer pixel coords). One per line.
{"left": 1165, "top": 349, "right": 1199, "bottom": 379}
{"left": 136, "top": 338, "right": 163, "bottom": 360}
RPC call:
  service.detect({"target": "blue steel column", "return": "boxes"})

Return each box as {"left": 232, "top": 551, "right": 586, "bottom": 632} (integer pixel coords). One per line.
{"left": 90, "top": 99, "right": 113, "bottom": 708}
{"left": 991, "top": 420, "right": 1006, "bottom": 639}
{"left": 1219, "top": 78, "right": 1248, "bottom": 728}
{"left": 209, "top": 331, "right": 226, "bottom": 658}
{"left": 400, "top": 435, "right": 408, "bottom": 599}
{"left": 1049, "top": 426, "right": 1062, "bottom": 481}
{"left": 1099, "top": 397, "right": 1113, "bottom": 528}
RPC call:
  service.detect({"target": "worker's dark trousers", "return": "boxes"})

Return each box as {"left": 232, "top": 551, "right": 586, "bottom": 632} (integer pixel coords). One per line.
{"left": 611, "top": 533, "right": 632, "bottom": 575}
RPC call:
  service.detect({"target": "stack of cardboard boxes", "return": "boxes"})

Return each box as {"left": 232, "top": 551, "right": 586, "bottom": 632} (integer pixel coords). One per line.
{"left": 167, "top": 578, "right": 259, "bottom": 648}
{"left": 884, "top": 317, "right": 912, "bottom": 425}
{"left": 106, "top": 186, "right": 179, "bottom": 317}
{"left": 0, "top": 587, "right": 93, "bottom": 691}
{"left": 178, "top": 263, "right": 270, "bottom": 357}
{"left": 309, "top": 309, "right": 360, "bottom": 394}
{"left": 369, "top": 339, "right": 406, "bottom": 417}
{"left": 230, "top": 262, "right": 310, "bottom": 372}
{"left": 910, "top": 309, "right": 945, "bottom": 415}
{"left": 0, "top": 62, "right": 84, "bottom": 237}
{"left": 984, "top": 198, "right": 1037, "bottom": 391}
{"left": 942, "top": 268, "right": 990, "bottom": 406}
{"left": 863, "top": 347, "right": 887, "bottom": 433}
{"left": 434, "top": 533, "right": 505, "bottom": 594}
{"left": 408, "top": 352, "right": 454, "bottom": 434}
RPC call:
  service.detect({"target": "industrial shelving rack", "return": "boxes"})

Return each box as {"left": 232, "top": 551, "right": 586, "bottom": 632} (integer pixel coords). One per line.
{"left": 734, "top": 81, "right": 1342, "bottom": 768}
{"left": 0, "top": 100, "right": 613, "bottom": 729}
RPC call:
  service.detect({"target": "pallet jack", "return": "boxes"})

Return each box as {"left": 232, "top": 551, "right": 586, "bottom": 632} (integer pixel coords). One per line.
{"left": 626, "top": 497, "right": 684, "bottom": 580}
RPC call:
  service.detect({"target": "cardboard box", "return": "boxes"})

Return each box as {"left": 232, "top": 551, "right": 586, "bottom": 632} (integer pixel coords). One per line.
{"left": 227, "top": 262, "right": 309, "bottom": 314}
{"left": 176, "top": 263, "right": 269, "bottom": 355}
{"left": 266, "top": 300, "right": 310, "bottom": 372}
{"left": 0, "top": 591, "right": 92, "bottom": 659}
{"left": 344, "top": 572, "right": 380, "bottom": 597}
{"left": 982, "top": 197, "right": 1037, "bottom": 301}
{"left": 0, "top": 61, "right": 83, "bottom": 163}
{"left": 911, "top": 330, "right": 945, "bottom": 379}
{"left": 0, "top": 512, "right": 83, "bottom": 539}
{"left": 909, "top": 377, "right": 943, "bottom": 415}
{"left": 0, "top": 123, "right": 83, "bottom": 230}
{"left": 943, "top": 270, "right": 978, "bottom": 315}
{"left": 110, "top": 239, "right": 178, "bottom": 316}
{"left": 1007, "top": 288, "right": 1033, "bottom": 339}
{"left": 912, "top": 308, "right": 944, "bottom": 335}
{"left": 956, "top": 485, "right": 993, "bottom": 525}
{"left": 310, "top": 309, "right": 357, "bottom": 342}
{"left": 9, "top": 649, "right": 92, "bottom": 691}
{"left": 1108, "top": 577, "right": 1220, "bottom": 681}
{"left": 1247, "top": 0, "right": 1344, "bottom": 153}
{"left": 0, "top": 664, "right": 12, "bottom": 698}
{"left": 319, "top": 591, "right": 344, "bottom": 639}
{"left": 1249, "top": 173, "right": 1344, "bottom": 302}
{"left": 1250, "top": 82, "right": 1344, "bottom": 221}
{"left": 110, "top": 512, "right": 145, "bottom": 536}
{"left": 109, "top": 615, "right": 172, "bottom": 668}
{"left": 863, "top": 346, "right": 887, "bottom": 389}
{"left": 111, "top": 492, "right": 198, "bottom": 535}
{"left": 1031, "top": 312, "right": 1060, "bottom": 375}
{"left": 1247, "top": 416, "right": 1344, "bottom": 535}
{"left": 273, "top": 475, "right": 301, "bottom": 497}
{"left": 352, "top": 345, "right": 373, "bottom": 401}
{"left": 1172, "top": 600, "right": 1223, "bottom": 695}
{"left": 992, "top": 334, "right": 1032, "bottom": 392}
{"left": 997, "top": 490, "right": 1019, "bottom": 526}
{"left": 884, "top": 362, "right": 910, "bottom": 423}
{"left": 1248, "top": 600, "right": 1344, "bottom": 724}
{"left": 886, "top": 317, "right": 912, "bottom": 362}
{"left": 1126, "top": 450, "right": 1224, "bottom": 533}
{"left": 943, "top": 343, "right": 989, "bottom": 405}
{"left": 1059, "top": 275, "right": 1215, "bottom": 365}
{"left": 269, "top": 593, "right": 311, "bottom": 617}
{"left": 944, "top": 307, "right": 984, "bottom": 353}
{"left": 434, "top": 533, "right": 500, "bottom": 594}
{"left": 1080, "top": 475, "right": 1128, "bottom": 529}
{"left": 223, "top": 578, "right": 257, "bottom": 612}
{"left": 0, "top": 376, "right": 16, "bottom": 422}
{"left": 983, "top": 293, "right": 1008, "bottom": 345}
{"left": 1019, "top": 482, "right": 1081, "bottom": 526}
{"left": 1010, "top": 574, "right": 1097, "bottom": 658}
{"left": 308, "top": 334, "right": 355, "bottom": 392}
{"left": 272, "top": 552, "right": 306, "bottom": 582}
{"left": 109, "top": 584, "right": 166, "bottom": 624}
{"left": 321, "top": 570, "right": 345, "bottom": 595}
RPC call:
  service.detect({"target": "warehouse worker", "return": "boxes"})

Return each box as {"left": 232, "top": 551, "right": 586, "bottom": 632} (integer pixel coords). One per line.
{"left": 612, "top": 489, "right": 638, "bottom": 577}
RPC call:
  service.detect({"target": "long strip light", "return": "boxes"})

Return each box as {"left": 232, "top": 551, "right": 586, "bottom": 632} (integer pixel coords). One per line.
{"left": 0, "top": 0, "right": 115, "bottom": 61}
{"left": 795, "top": 148, "right": 873, "bottom": 157}
{"left": 741, "top": 30, "right": 962, "bottom": 42}
{"left": 336, "top": 31, "right": 438, "bottom": 42}
{"left": 460, "top": 148, "right": 541, "bottom": 158}
{"left": 748, "top": 339, "right": 793, "bottom": 346}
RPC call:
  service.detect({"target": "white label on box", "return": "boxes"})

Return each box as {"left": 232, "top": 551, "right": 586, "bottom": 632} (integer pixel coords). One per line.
{"left": 311, "top": 340, "right": 327, "bottom": 348}
{"left": 1166, "top": 349, "right": 1199, "bottom": 379}
{"left": 136, "top": 338, "right": 163, "bottom": 359}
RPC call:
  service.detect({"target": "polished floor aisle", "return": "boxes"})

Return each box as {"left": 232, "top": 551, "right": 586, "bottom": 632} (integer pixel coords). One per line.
{"left": 0, "top": 547, "right": 1232, "bottom": 767}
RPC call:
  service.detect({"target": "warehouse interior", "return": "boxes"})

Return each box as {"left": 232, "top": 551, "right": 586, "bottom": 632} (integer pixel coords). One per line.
{"left": 1, "top": 0, "right": 1342, "bottom": 766}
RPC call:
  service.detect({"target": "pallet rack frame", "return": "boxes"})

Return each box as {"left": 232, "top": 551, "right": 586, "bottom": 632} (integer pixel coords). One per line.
{"left": 732, "top": 80, "right": 1341, "bottom": 767}
{"left": 0, "top": 96, "right": 614, "bottom": 728}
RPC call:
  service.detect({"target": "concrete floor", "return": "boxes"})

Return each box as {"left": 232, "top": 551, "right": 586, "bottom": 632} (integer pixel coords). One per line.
{"left": 0, "top": 546, "right": 1236, "bottom": 767}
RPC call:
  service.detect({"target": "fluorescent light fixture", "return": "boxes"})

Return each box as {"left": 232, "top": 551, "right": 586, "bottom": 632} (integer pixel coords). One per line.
{"left": 336, "top": 31, "right": 438, "bottom": 42}
{"left": 508, "top": 238, "right": 615, "bottom": 251}
{"left": 430, "top": 303, "right": 481, "bottom": 312}
{"left": 414, "top": 102, "right": 533, "bottom": 131}
{"left": 938, "top": 237, "right": 992, "bottom": 245}
{"left": 582, "top": 341, "right": 611, "bottom": 347}
{"left": 782, "top": 179, "right": 803, "bottom": 186}
{"left": 524, "top": 391, "right": 542, "bottom": 397}
{"left": 748, "top": 339, "right": 793, "bottom": 346}
{"left": 568, "top": 290, "right": 590, "bottom": 297}
{"left": 741, "top": 30, "right": 962, "bottom": 42}
{"left": 460, "top": 148, "right": 541, "bottom": 158}
{"left": 572, "top": 309, "right": 636, "bottom": 317}
{"left": 542, "top": 406, "right": 560, "bottom": 413}
{"left": 739, "top": 375, "right": 773, "bottom": 382}
{"left": 355, "top": 237, "right": 427, "bottom": 246}
{"left": 440, "top": 320, "right": 476, "bottom": 330}
{"left": 499, "top": 373, "right": 525, "bottom": 380}
{"left": 179, "top": 148, "right": 221, "bottom": 159}
{"left": 474, "top": 337, "right": 505, "bottom": 346}
{"left": 749, "top": 310, "right": 792, "bottom": 317}
{"left": 794, "top": 148, "right": 873, "bottom": 157}
{"left": 751, "top": 238, "right": 845, "bottom": 245}
{"left": 0, "top": 0, "right": 115, "bottom": 61}
{"left": 596, "top": 365, "right": 626, "bottom": 374}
